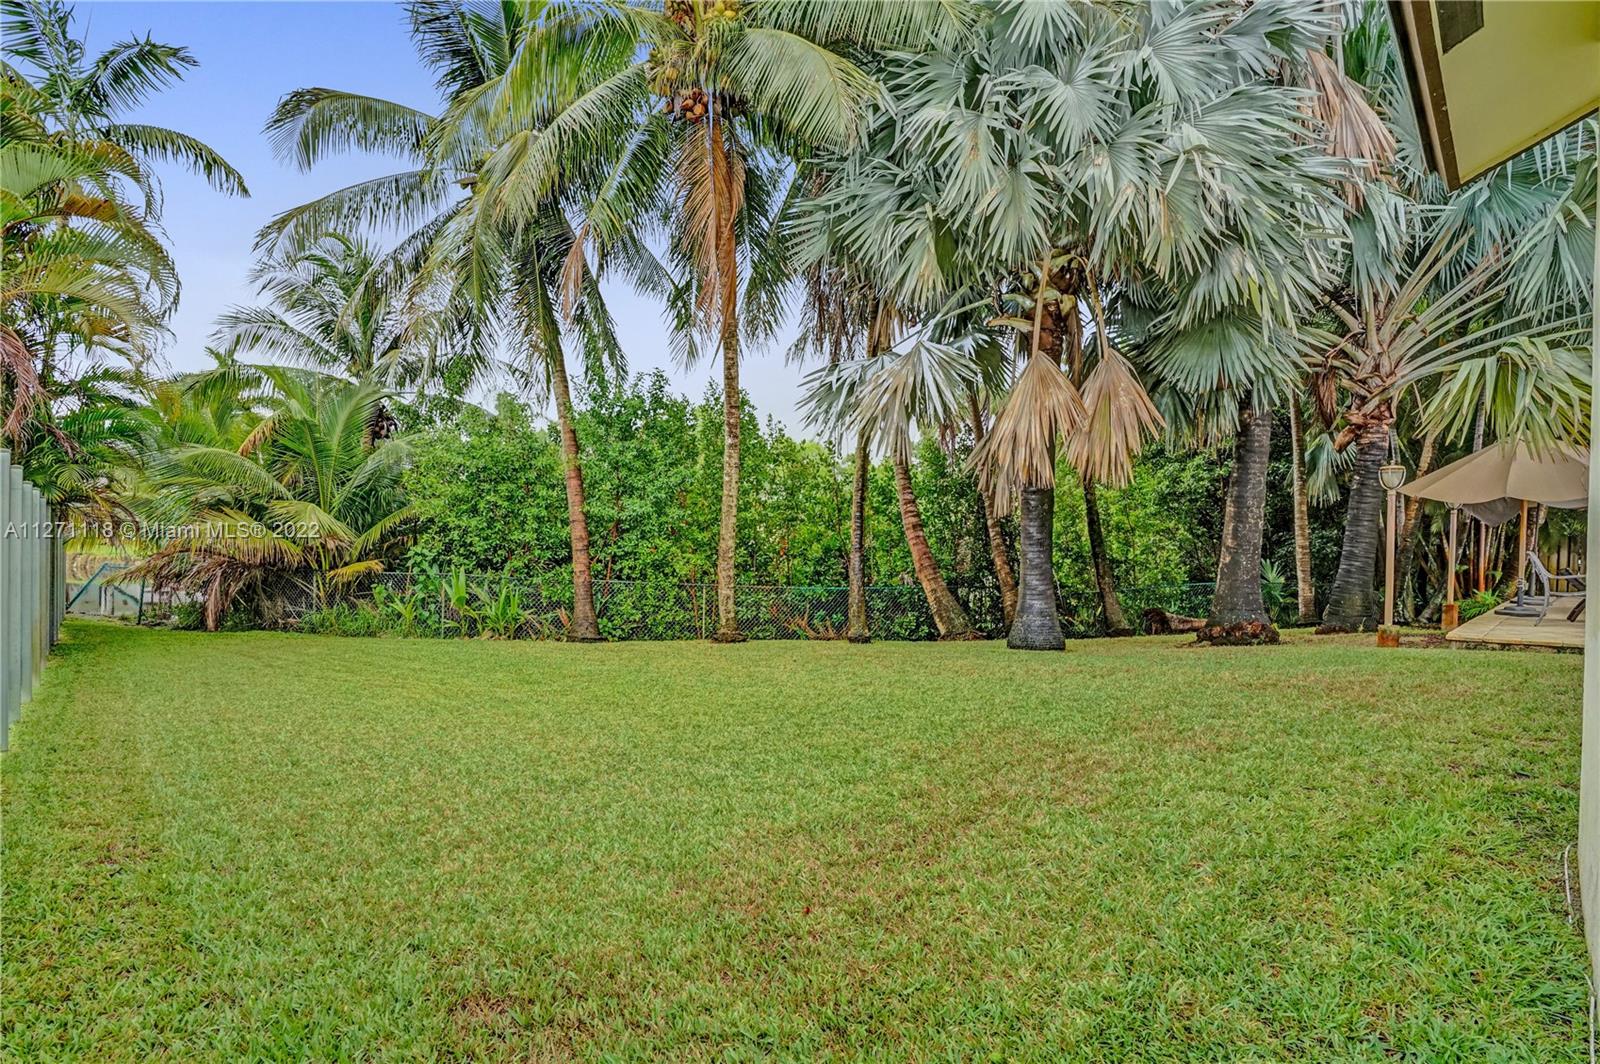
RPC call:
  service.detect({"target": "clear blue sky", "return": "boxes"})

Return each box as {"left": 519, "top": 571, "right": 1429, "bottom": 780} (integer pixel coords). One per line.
{"left": 82, "top": 1, "right": 806, "bottom": 428}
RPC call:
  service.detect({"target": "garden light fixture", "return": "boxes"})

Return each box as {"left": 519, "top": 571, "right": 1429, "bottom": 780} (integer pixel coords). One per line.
{"left": 1379, "top": 462, "right": 1406, "bottom": 641}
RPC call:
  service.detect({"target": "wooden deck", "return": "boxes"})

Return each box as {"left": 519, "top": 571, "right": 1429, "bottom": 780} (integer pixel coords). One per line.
{"left": 1446, "top": 607, "right": 1585, "bottom": 650}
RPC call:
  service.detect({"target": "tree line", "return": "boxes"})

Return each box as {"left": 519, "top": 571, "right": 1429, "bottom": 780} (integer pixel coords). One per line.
{"left": 2, "top": 0, "right": 1593, "bottom": 646}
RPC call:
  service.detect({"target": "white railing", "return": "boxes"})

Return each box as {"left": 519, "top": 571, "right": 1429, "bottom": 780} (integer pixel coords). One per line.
{"left": 1, "top": 449, "right": 65, "bottom": 752}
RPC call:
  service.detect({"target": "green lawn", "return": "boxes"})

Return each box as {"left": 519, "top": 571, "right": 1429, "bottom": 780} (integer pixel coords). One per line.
{"left": 2, "top": 621, "right": 1587, "bottom": 1061}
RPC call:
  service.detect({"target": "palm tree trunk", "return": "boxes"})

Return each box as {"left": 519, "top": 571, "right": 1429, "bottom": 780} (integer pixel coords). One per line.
{"left": 549, "top": 348, "right": 600, "bottom": 641}
{"left": 968, "top": 391, "right": 1017, "bottom": 628}
{"left": 1208, "top": 401, "right": 1273, "bottom": 631}
{"left": 893, "top": 453, "right": 973, "bottom": 639}
{"left": 1320, "top": 427, "right": 1388, "bottom": 631}
{"left": 846, "top": 433, "right": 870, "bottom": 643}
{"left": 1008, "top": 486, "right": 1063, "bottom": 649}
{"left": 1082, "top": 476, "right": 1129, "bottom": 634}
{"left": 1289, "top": 401, "right": 1316, "bottom": 623}
{"left": 709, "top": 111, "right": 745, "bottom": 643}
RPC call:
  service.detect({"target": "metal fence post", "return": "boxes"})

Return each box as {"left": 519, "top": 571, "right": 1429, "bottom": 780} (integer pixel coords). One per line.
{"left": 34, "top": 491, "right": 46, "bottom": 674}
{"left": 3, "top": 456, "right": 19, "bottom": 741}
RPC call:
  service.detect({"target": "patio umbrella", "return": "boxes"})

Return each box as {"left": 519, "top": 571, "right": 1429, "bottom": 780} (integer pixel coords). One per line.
{"left": 1399, "top": 441, "right": 1588, "bottom": 616}
{"left": 1398, "top": 440, "right": 1588, "bottom": 509}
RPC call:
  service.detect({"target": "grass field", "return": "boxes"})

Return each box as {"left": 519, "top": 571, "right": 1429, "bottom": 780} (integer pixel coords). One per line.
{"left": 1, "top": 621, "right": 1587, "bottom": 1061}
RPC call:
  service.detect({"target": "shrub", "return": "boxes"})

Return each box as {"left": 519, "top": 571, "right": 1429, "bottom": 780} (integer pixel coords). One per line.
{"left": 1459, "top": 589, "right": 1501, "bottom": 622}
{"left": 298, "top": 603, "right": 388, "bottom": 637}
{"left": 167, "top": 602, "right": 205, "bottom": 631}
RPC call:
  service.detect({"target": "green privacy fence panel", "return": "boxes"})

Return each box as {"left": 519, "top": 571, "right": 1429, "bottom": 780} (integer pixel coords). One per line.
{"left": 1, "top": 449, "right": 63, "bottom": 753}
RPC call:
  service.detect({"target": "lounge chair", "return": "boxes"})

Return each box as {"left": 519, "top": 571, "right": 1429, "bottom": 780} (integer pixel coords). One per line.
{"left": 1526, "top": 551, "right": 1585, "bottom": 624}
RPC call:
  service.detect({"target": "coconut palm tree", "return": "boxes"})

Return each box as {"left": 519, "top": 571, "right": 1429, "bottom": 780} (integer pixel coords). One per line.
{"left": 455, "top": 0, "right": 971, "bottom": 641}
{"left": 128, "top": 366, "right": 414, "bottom": 630}
{"left": 0, "top": 130, "right": 174, "bottom": 440}
{"left": 213, "top": 233, "right": 426, "bottom": 388}
{"left": 261, "top": 0, "right": 638, "bottom": 641}
{"left": 794, "top": 0, "right": 1347, "bottom": 649}
{"left": 1, "top": 0, "right": 246, "bottom": 200}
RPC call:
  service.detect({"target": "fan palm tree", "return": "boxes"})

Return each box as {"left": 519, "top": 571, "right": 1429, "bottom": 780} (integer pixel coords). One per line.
{"left": 455, "top": 0, "right": 972, "bottom": 641}
{"left": 261, "top": 0, "right": 637, "bottom": 641}
{"left": 1301, "top": 5, "right": 1594, "bottom": 632}
{"left": 788, "top": 258, "right": 876, "bottom": 640}
{"left": 1311, "top": 173, "right": 1593, "bottom": 631}
{"left": 801, "top": 321, "right": 984, "bottom": 639}
{"left": 128, "top": 366, "right": 413, "bottom": 631}
{"left": 795, "top": 0, "right": 1346, "bottom": 649}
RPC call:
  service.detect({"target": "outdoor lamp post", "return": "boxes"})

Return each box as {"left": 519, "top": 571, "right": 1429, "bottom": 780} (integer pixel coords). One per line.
{"left": 1379, "top": 462, "right": 1407, "bottom": 644}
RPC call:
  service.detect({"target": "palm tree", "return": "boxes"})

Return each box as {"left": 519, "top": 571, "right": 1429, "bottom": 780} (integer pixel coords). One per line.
{"left": 214, "top": 233, "right": 424, "bottom": 386}
{"left": 1312, "top": 212, "right": 1592, "bottom": 630}
{"left": 129, "top": 366, "right": 413, "bottom": 630}
{"left": 457, "top": 0, "right": 970, "bottom": 641}
{"left": 1287, "top": 397, "right": 1317, "bottom": 623}
{"left": 796, "top": 0, "right": 1345, "bottom": 649}
{"left": 2, "top": 0, "right": 244, "bottom": 525}
{"left": 262, "top": 0, "right": 635, "bottom": 641}
{"left": 801, "top": 325, "right": 982, "bottom": 640}
{"left": 0, "top": 130, "right": 173, "bottom": 440}
{"left": 1, "top": 0, "right": 246, "bottom": 200}
{"left": 788, "top": 259, "right": 876, "bottom": 640}
{"left": 1307, "top": 7, "right": 1594, "bottom": 632}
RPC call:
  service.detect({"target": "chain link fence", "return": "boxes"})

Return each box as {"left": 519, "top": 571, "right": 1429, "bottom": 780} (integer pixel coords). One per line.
{"left": 344, "top": 571, "right": 1010, "bottom": 642}
{"left": 71, "top": 556, "right": 1267, "bottom": 641}
{"left": 291, "top": 570, "right": 1235, "bottom": 642}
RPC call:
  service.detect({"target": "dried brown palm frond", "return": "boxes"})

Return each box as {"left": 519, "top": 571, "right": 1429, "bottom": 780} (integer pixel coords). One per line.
{"left": 675, "top": 116, "right": 745, "bottom": 335}
{"left": 0, "top": 325, "right": 44, "bottom": 440}
{"left": 969, "top": 352, "right": 1087, "bottom": 502}
{"left": 1063, "top": 348, "right": 1165, "bottom": 487}
{"left": 1302, "top": 49, "right": 1395, "bottom": 200}
{"left": 1310, "top": 363, "right": 1342, "bottom": 428}
{"left": 237, "top": 414, "right": 278, "bottom": 457}
{"left": 558, "top": 221, "right": 589, "bottom": 322}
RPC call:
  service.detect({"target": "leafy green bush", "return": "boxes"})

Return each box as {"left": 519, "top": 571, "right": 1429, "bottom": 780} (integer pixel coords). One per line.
{"left": 1459, "top": 590, "right": 1501, "bottom": 622}
{"left": 167, "top": 602, "right": 205, "bottom": 631}
{"left": 1260, "top": 560, "right": 1289, "bottom": 624}
{"left": 298, "top": 603, "right": 388, "bottom": 637}
{"left": 372, "top": 584, "right": 430, "bottom": 637}
{"left": 473, "top": 581, "right": 528, "bottom": 639}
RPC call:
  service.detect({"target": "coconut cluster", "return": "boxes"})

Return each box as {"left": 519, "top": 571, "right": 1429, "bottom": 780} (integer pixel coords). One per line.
{"left": 665, "top": 86, "right": 709, "bottom": 123}
{"left": 665, "top": 0, "right": 738, "bottom": 26}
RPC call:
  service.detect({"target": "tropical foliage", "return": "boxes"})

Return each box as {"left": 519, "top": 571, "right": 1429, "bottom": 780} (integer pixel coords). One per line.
{"left": 1, "top": 0, "right": 244, "bottom": 519}
{"left": 8, "top": 0, "right": 1593, "bottom": 647}
{"left": 127, "top": 365, "right": 413, "bottom": 629}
